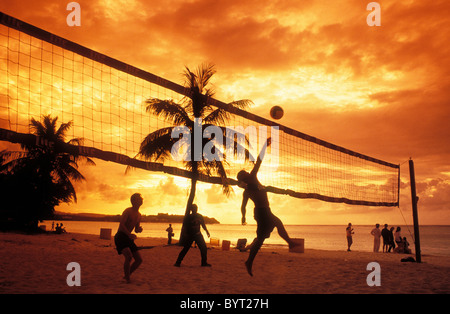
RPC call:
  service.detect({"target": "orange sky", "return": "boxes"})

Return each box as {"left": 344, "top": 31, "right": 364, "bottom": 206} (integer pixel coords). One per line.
{"left": 1, "top": 0, "right": 449, "bottom": 225}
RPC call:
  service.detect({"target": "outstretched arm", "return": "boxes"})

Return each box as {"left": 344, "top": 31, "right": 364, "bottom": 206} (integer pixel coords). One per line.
{"left": 241, "top": 192, "right": 249, "bottom": 225}
{"left": 250, "top": 137, "right": 272, "bottom": 177}
{"left": 201, "top": 217, "right": 210, "bottom": 237}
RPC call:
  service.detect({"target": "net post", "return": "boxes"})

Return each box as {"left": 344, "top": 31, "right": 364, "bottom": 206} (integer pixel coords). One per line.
{"left": 397, "top": 165, "right": 401, "bottom": 207}
{"left": 408, "top": 159, "right": 421, "bottom": 263}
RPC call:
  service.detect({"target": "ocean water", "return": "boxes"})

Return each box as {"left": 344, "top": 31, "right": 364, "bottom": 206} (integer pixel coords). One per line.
{"left": 43, "top": 221, "right": 450, "bottom": 257}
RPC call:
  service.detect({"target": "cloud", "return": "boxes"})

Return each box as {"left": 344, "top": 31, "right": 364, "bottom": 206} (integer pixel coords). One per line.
{"left": 271, "top": 82, "right": 450, "bottom": 178}
{"left": 157, "top": 176, "right": 184, "bottom": 196}
{"left": 415, "top": 178, "right": 450, "bottom": 211}
{"left": 2, "top": 0, "right": 449, "bottom": 224}
{"left": 70, "top": 161, "right": 130, "bottom": 203}
{"left": 204, "top": 184, "right": 226, "bottom": 204}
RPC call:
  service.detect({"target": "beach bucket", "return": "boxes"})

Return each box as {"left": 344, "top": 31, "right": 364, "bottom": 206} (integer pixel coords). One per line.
{"left": 222, "top": 240, "right": 231, "bottom": 251}
{"left": 289, "top": 238, "right": 304, "bottom": 253}
{"left": 210, "top": 238, "right": 220, "bottom": 246}
{"left": 99, "top": 228, "right": 112, "bottom": 240}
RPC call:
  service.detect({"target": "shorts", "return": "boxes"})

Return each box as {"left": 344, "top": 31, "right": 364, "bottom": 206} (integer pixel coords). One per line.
{"left": 254, "top": 208, "right": 276, "bottom": 239}
{"left": 114, "top": 231, "right": 138, "bottom": 255}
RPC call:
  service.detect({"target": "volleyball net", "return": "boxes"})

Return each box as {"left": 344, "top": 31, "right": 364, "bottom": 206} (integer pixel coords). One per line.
{"left": 0, "top": 12, "right": 399, "bottom": 207}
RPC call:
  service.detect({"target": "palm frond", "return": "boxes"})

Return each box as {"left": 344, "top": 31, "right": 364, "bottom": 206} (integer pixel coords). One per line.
{"left": 203, "top": 108, "right": 230, "bottom": 125}
{"left": 183, "top": 66, "right": 197, "bottom": 90}
{"left": 56, "top": 120, "right": 73, "bottom": 141}
{"left": 182, "top": 63, "right": 217, "bottom": 119}
{"left": 138, "top": 127, "right": 181, "bottom": 162}
{"left": 145, "top": 99, "right": 191, "bottom": 126}
{"left": 195, "top": 63, "right": 216, "bottom": 92}
{"left": 42, "top": 115, "right": 57, "bottom": 138}
{"left": 67, "top": 138, "right": 82, "bottom": 146}
{"left": 30, "top": 117, "right": 46, "bottom": 137}
{"left": 228, "top": 99, "right": 253, "bottom": 109}
{"left": 183, "top": 63, "right": 216, "bottom": 92}
{"left": 199, "top": 159, "right": 232, "bottom": 196}
{"left": 54, "top": 155, "right": 86, "bottom": 183}
{"left": 0, "top": 150, "right": 29, "bottom": 173}
{"left": 52, "top": 171, "right": 78, "bottom": 203}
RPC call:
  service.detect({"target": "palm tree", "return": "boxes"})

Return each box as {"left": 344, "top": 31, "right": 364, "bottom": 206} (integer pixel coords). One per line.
{"left": 134, "top": 63, "right": 253, "bottom": 243}
{"left": 0, "top": 115, "right": 95, "bottom": 228}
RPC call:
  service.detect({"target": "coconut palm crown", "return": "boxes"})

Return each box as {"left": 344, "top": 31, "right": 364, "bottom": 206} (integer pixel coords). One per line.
{"left": 135, "top": 63, "right": 253, "bottom": 242}
{"left": 0, "top": 115, "right": 95, "bottom": 226}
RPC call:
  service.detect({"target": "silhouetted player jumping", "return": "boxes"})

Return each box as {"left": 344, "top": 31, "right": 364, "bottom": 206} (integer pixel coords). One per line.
{"left": 237, "top": 138, "right": 299, "bottom": 276}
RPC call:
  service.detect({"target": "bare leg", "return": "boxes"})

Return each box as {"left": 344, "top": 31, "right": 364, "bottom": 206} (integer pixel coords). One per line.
{"left": 245, "top": 237, "right": 264, "bottom": 276}
{"left": 175, "top": 238, "right": 194, "bottom": 266}
{"left": 122, "top": 248, "right": 133, "bottom": 283}
{"left": 130, "top": 250, "right": 143, "bottom": 275}
{"left": 195, "top": 234, "right": 210, "bottom": 266}
{"left": 245, "top": 238, "right": 256, "bottom": 251}
{"left": 273, "top": 216, "right": 296, "bottom": 247}
{"left": 347, "top": 237, "right": 353, "bottom": 251}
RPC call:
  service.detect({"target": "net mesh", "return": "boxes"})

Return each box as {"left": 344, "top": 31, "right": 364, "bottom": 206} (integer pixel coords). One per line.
{"left": 0, "top": 12, "right": 399, "bottom": 207}
{"left": 0, "top": 21, "right": 184, "bottom": 156}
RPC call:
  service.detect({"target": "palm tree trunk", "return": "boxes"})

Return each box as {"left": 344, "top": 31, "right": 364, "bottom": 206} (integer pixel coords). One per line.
{"left": 178, "top": 161, "right": 198, "bottom": 245}
{"left": 179, "top": 87, "right": 202, "bottom": 245}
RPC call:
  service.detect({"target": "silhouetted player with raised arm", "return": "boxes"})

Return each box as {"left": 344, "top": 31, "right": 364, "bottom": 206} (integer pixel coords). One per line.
{"left": 237, "top": 138, "right": 299, "bottom": 276}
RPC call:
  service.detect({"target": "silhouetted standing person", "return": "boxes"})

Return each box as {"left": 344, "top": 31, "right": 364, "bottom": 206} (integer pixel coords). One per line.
{"left": 166, "top": 224, "right": 174, "bottom": 245}
{"left": 371, "top": 223, "right": 381, "bottom": 252}
{"left": 388, "top": 226, "right": 395, "bottom": 252}
{"left": 114, "top": 193, "right": 144, "bottom": 283}
{"left": 394, "top": 226, "right": 402, "bottom": 247}
{"left": 174, "top": 204, "right": 211, "bottom": 267}
{"left": 381, "top": 224, "right": 390, "bottom": 252}
{"left": 346, "top": 223, "right": 354, "bottom": 251}
{"left": 237, "top": 138, "right": 298, "bottom": 276}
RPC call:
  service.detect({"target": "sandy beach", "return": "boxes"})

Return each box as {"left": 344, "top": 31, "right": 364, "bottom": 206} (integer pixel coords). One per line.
{"left": 0, "top": 231, "right": 449, "bottom": 294}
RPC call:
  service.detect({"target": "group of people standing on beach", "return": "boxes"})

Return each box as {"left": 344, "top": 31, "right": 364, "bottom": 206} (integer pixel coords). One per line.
{"left": 346, "top": 223, "right": 411, "bottom": 254}
{"left": 113, "top": 138, "right": 301, "bottom": 283}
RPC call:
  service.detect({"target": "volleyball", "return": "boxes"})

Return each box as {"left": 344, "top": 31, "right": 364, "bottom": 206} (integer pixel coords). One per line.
{"left": 270, "top": 106, "right": 284, "bottom": 120}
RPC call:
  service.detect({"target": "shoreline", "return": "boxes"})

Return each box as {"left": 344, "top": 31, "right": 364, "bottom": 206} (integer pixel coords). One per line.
{"left": 40, "top": 221, "right": 450, "bottom": 257}
{"left": 1, "top": 231, "right": 449, "bottom": 294}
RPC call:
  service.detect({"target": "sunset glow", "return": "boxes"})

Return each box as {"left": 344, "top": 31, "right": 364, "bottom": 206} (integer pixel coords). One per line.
{"left": 1, "top": 0, "right": 449, "bottom": 225}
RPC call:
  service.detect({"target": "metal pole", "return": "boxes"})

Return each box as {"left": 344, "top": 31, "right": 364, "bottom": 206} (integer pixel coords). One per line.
{"left": 409, "top": 159, "right": 421, "bottom": 263}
